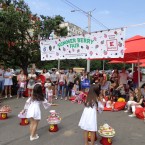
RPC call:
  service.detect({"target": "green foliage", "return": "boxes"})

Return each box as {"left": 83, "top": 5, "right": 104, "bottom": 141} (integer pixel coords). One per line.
{"left": 0, "top": 0, "right": 67, "bottom": 73}
{"left": 0, "top": 0, "right": 130, "bottom": 72}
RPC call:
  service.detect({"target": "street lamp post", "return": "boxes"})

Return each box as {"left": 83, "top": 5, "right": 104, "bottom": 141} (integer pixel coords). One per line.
{"left": 71, "top": 10, "right": 93, "bottom": 73}
{"left": 87, "top": 11, "right": 91, "bottom": 73}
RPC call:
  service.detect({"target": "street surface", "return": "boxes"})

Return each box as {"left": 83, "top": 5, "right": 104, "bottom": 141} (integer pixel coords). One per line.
{"left": 0, "top": 97, "right": 145, "bottom": 145}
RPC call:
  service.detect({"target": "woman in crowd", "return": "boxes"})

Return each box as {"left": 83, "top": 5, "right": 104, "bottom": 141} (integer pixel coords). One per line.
{"left": 66, "top": 68, "right": 76, "bottom": 100}
{"left": 141, "top": 83, "right": 145, "bottom": 98}
{"left": 57, "top": 69, "right": 67, "bottom": 100}
{"left": 100, "top": 71, "right": 110, "bottom": 96}
{"left": 17, "top": 69, "right": 27, "bottom": 99}
{"left": 128, "top": 96, "right": 145, "bottom": 117}
{"left": 42, "top": 69, "right": 50, "bottom": 79}
{"left": 124, "top": 91, "right": 138, "bottom": 113}
{"left": 4, "top": 68, "right": 13, "bottom": 98}
{"left": 27, "top": 68, "right": 37, "bottom": 97}
{"left": 110, "top": 68, "right": 119, "bottom": 84}
{"left": 50, "top": 69, "right": 59, "bottom": 98}
{"left": 109, "top": 81, "right": 119, "bottom": 97}
{"left": 92, "top": 69, "right": 100, "bottom": 83}
{"left": 118, "top": 68, "right": 128, "bottom": 86}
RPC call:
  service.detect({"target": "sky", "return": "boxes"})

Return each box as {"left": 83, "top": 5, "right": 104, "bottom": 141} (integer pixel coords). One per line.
{"left": 24, "top": 0, "right": 145, "bottom": 38}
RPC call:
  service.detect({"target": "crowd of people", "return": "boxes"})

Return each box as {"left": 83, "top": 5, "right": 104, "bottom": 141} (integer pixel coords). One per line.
{"left": 0, "top": 64, "right": 145, "bottom": 119}
{"left": 0, "top": 64, "right": 145, "bottom": 144}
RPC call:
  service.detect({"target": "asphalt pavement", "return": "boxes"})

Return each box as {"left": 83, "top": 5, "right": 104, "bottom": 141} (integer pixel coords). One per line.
{"left": 0, "top": 97, "right": 145, "bottom": 145}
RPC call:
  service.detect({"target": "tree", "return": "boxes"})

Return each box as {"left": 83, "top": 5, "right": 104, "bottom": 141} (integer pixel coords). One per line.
{"left": 0, "top": 0, "right": 67, "bottom": 73}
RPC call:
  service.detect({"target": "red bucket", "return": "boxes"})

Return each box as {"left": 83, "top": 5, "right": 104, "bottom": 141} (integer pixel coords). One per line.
{"left": 20, "top": 118, "right": 29, "bottom": 126}
{"left": 49, "top": 124, "right": 59, "bottom": 132}
{"left": 0, "top": 113, "right": 8, "bottom": 120}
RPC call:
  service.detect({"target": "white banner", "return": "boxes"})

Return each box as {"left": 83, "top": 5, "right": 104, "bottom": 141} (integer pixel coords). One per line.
{"left": 40, "top": 28, "right": 125, "bottom": 60}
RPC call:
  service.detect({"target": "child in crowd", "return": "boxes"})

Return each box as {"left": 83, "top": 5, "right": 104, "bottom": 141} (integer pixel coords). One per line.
{"left": 79, "top": 84, "right": 100, "bottom": 145}
{"left": 44, "top": 78, "right": 52, "bottom": 88}
{"left": 106, "top": 96, "right": 116, "bottom": 111}
{"left": 71, "top": 80, "right": 84, "bottom": 104}
{"left": 46, "top": 85, "right": 53, "bottom": 104}
{"left": 98, "top": 94, "right": 106, "bottom": 113}
{"left": 44, "top": 78, "right": 52, "bottom": 97}
{"left": 17, "top": 70, "right": 27, "bottom": 99}
{"left": 21, "top": 84, "right": 57, "bottom": 141}
{"left": 72, "top": 80, "right": 80, "bottom": 93}
{"left": 72, "top": 91, "right": 85, "bottom": 104}
{"left": 36, "top": 78, "right": 42, "bottom": 85}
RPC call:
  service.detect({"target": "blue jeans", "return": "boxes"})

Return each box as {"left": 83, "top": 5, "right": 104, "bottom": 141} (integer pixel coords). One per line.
{"left": 0, "top": 79, "right": 4, "bottom": 91}
{"left": 57, "top": 85, "right": 65, "bottom": 98}
{"left": 66, "top": 82, "right": 74, "bottom": 97}
{"left": 17, "top": 87, "right": 25, "bottom": 97}
{"left": 133, "top": 82, "right": 138, "bottom": 89}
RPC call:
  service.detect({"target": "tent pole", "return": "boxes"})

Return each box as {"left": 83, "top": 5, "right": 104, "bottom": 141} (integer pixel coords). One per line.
{"left": 137, "top": 58, "right": 140, "bottom": 88}
{"left": 132, "top": 63, "right": 134, "bottom": 73}
{"left": 58, "top": 59, "right": 60, "bottom": 70}
{"left": 103, "top": 60, "right": 105, "bottom": 70}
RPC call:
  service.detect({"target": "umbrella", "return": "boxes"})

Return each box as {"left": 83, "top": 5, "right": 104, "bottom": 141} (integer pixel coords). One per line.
{"left": 124, "top": 35, "right": 145, "bottom": 87}
{"left": 108, "top": 35, "right": 145, "bottom": 86}
{"left": 108, "top": 60, "right": 125, "bottom": 64}
{"left": 91, "top": 35, "right": 145, "bottom": 86}
{"left": 140, "top": 63, "right": 145, "bottom": 67}
{"left": 108, "top": 60, "right": 138, "bottom": 64}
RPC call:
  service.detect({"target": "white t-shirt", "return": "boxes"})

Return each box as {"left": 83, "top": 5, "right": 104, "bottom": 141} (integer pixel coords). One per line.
{"left": 119, "top": 72, "right": 128, "bottom": 85}
{"left": 59, "top": 74, "right": 66, "bottom": 83}
{"left": 50, "top": 73, "right": 58, "bottom": 82}
{"left": 43, "top": 72, "right": 50, "bottom": 79}
{"left": 106, "top": 101, "right": 112, "bottom": 108}
{"left": 67, "top": 73, "right": 75, "bottom": 83}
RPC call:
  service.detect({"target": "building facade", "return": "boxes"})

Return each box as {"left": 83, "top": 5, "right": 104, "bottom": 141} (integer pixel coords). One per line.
{"left": 59, "top": 22, "right": 87, "bottom": 37}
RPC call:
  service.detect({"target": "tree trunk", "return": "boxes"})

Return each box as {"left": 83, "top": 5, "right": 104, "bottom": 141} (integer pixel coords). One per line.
{"left": 22, "top": 64, "right": 28, "bottom": 76}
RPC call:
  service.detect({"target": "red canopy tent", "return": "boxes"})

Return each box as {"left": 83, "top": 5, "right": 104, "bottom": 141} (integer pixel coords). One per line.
{"left": 112, "top": 35, "right": 145, "bottom": 86}
{"left": 92, "top": 35, "right": 145, "bottom": 86}
{"left": 108, "top": 59, "right": 145, "bottom": 64}
{"left": 108, "top": 60, "right": 139, "bottom": 64}
{"left": 140, "top": 63, "right": 145, "bottom": 67}
{"left": 108, "top": 60, "right": 125, "bottom": 64}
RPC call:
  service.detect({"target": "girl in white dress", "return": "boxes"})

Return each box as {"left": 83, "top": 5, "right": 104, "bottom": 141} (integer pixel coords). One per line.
{"left": 21, "top": 84, "right": 56, "bottom": 141}
{"left": 79, "top": 84, "right": 100, "bottom": 145}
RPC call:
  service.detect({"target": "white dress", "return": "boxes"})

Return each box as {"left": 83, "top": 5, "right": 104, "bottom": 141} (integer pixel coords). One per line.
{"left": 79, "top": 104, "right": 97, "bottom": 131}
{"left": 4, "top": 71, "right": 13, "bottom": 86}
{"left": 24, "top": 98, "right": 51, "bottom": 120}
